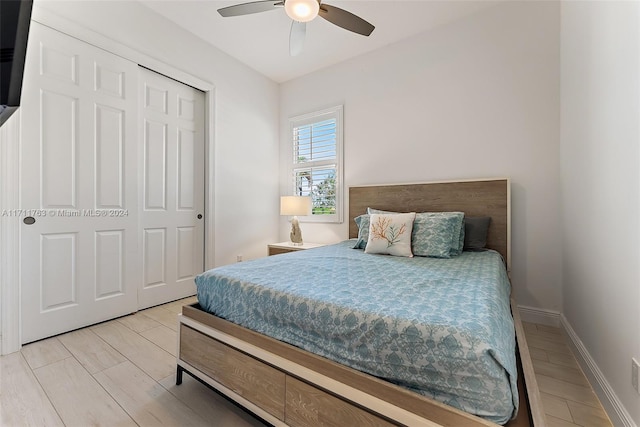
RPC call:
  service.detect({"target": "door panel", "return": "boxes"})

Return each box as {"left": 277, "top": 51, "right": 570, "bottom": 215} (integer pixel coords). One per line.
{"left": 144, "top": 120, "right": 167, "bottom": 210}
{"left": 176, "top": 227, "right": 196, "bottom": 280}
{"left": 41, "top": 90, "right": 77, "bottom": 208}
{"left": 143, "top": 227, "right": 166, "bottom": 288}
{"left": 138, "top": 68, "right": 204, "bottom": 309}
{"left": 20, "top": 23, "right": 139, "bottom": 343}
{"left": 177, "top": 129, "right": 195, "bottom": 210}
{"left": 95, "top": 230, "right": 125, "bottom": 299}
{"left": 95, "top": 63, "right": 125, "bottom": 98}
{"left": 40, "top": 233, "right": 77, "bottom": 310}
{"left": 95, "top": 104, "right": 125, "bottom": 208}
{"left": 40, "top": 43, "right": 78, "bottom": 85}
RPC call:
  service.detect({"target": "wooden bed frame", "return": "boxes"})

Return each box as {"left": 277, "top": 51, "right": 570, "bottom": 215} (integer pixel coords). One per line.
{"left": 177, "top": 178, "right": 546, "bottom": 427}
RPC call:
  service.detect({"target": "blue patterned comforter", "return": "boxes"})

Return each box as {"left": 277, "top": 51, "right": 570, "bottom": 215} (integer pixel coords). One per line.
{"left": 195, "top": 240, "right": 518, "bottom": 424}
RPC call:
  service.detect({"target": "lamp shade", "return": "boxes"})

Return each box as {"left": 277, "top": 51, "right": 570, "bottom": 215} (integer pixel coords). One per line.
{"left": 280, "top": 196, "right": 312, "bottom": 216}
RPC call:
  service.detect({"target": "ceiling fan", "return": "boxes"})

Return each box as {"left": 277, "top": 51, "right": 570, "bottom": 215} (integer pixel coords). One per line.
{"left": 217, "top": 0, "right": 375, "bottom": 56}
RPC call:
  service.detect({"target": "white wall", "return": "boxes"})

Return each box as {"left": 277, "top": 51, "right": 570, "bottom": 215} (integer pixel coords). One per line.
{"left": 34, "top": 0, "right": 281, "bottom": 266}
{"left": 280, "top": 1, "right": 562, "bottom": 311}
{"left": 560, "top": 2, "right": 640, "bottom": 424}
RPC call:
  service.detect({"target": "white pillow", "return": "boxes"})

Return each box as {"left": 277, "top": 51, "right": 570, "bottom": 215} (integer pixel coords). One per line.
{"left": 364, "top": 213, "right": 415, "bottom": 257}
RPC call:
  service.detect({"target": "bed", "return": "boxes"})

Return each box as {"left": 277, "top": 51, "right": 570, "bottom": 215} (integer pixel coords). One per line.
{"left": 176, "top": 178, "right": 545, "bottom": 427}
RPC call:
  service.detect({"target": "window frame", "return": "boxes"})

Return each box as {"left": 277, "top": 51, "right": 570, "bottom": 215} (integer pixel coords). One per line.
{"left": 288, "top": 105, "right": 344, "bottom": 224}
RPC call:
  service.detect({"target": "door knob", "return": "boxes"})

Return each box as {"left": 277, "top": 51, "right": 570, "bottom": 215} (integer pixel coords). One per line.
{"left": 23, "top": 216, "right": 36, "bottom": 225}
{"left": 197, "top": 214, "right": 202, "bottom": 219}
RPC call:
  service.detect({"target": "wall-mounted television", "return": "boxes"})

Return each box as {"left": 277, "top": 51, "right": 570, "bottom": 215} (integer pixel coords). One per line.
{"left": 1, "top": 0, "right": 33, "bottom": 127}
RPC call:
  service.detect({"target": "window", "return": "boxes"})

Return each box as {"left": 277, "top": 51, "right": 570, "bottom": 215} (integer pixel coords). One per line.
{"left": 289, "top": 105, "right": 343, "bottom": 223}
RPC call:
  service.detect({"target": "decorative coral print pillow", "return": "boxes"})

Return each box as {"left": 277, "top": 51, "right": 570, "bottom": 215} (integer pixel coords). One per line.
{"left": 364, "top": 213, "right": 416, "bottom": 257}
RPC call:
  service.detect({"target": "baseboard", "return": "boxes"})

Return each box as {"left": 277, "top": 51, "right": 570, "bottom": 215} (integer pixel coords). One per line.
{"left": 517, "top": 305, "right": 561, "bottom": 327}
{"left": 561, "top": 315, "right": 637, "bottom": 427}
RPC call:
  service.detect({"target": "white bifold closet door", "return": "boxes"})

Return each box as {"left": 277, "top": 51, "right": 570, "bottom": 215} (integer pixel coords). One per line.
{"left": 20, "top": 23, "right": 205, "bottom": 343}
{"left": 20, "top": 23, "right": 140, "bottom": 343}
{"left": 138, "top": 67, "right": 205, "bottom": 310}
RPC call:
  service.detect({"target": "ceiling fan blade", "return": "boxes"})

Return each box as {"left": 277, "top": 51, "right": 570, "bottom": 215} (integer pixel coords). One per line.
{"left": 218, "top": 1, "right": 283, "bottom": 17}
{"left": 290, "top": 21, "right": 306, "bottom": 56}
{"left": 318, "top": 3, "right": 374, "bottom": 36}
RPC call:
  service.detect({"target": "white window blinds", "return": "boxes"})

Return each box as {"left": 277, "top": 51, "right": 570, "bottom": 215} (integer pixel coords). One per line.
{"left": 289, "top": 106, "right": 343, "bottom": 222}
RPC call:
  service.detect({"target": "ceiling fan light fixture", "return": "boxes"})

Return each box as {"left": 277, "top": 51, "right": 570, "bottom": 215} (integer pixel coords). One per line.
{"left": 284, "top": 0, "right": 319, "bottom": 22}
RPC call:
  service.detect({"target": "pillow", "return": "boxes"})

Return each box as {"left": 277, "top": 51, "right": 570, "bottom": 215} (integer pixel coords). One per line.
{"left": 464, "top": 216, "right": 491, "bottom": 250}
{"left": 412, "top": 213, "right": 464, "bottom": 258}
{"left": 364, "top": 213, "right": 415, "bottom": 257}
{"left": 368, "top": 208, "right": 464, "bottom": 257}
{"left": 367, "top": 207, "right": 396, "bottom": 215}
{"left": 455, "top": 217, "right": 465, "bottom": 255}
{"left": 353, "top": 214, "right": 370, "bottom": 249}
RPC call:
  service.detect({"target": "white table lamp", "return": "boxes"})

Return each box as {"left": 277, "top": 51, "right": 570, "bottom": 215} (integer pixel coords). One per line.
{"left": 280, "top": 196, "right": 312, "bottom": 245}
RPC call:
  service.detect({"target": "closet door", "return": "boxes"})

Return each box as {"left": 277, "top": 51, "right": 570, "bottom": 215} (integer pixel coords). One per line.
{"left": 138, "top": 68, "right": 205, "bottom": 309}
{"left": 20, "top": 23, "right": 139, "bottom": 343}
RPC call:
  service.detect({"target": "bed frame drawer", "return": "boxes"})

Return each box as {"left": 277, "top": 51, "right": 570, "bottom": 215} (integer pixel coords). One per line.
{"left": 179, "top": 325, "right": 286, "bottom": 420}
{"left": 285, "top": 376, "right": 395, "bottom": 427}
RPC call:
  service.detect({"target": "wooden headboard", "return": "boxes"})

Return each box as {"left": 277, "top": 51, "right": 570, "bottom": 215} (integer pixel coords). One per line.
{"left": 349, "top": 178, "right": 511, "bottom": 269}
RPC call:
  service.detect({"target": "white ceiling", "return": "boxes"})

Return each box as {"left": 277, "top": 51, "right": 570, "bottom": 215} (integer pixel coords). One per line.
{"left": 140, "top": 1, "right": 501, "bottom": 83}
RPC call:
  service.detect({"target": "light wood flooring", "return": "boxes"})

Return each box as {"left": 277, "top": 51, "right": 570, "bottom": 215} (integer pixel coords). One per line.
{"left": 523, "top": 322, "right": 613, "bottom": 427}
{"left": 1, "top": 298, "right": 613, "bottom": 427}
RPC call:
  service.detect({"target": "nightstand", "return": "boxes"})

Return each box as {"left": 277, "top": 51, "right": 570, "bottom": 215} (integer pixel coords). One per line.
{"left": 267, "top": 241, "right": 326, "bottom": 256}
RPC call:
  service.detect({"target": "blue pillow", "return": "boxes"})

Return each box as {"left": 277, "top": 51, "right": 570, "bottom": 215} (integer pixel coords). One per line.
{"left": 412, "top": 213, "right": 463, "bottom": 258}
{"left": 353, "top": 214, "right": 370, "bottom": 249}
